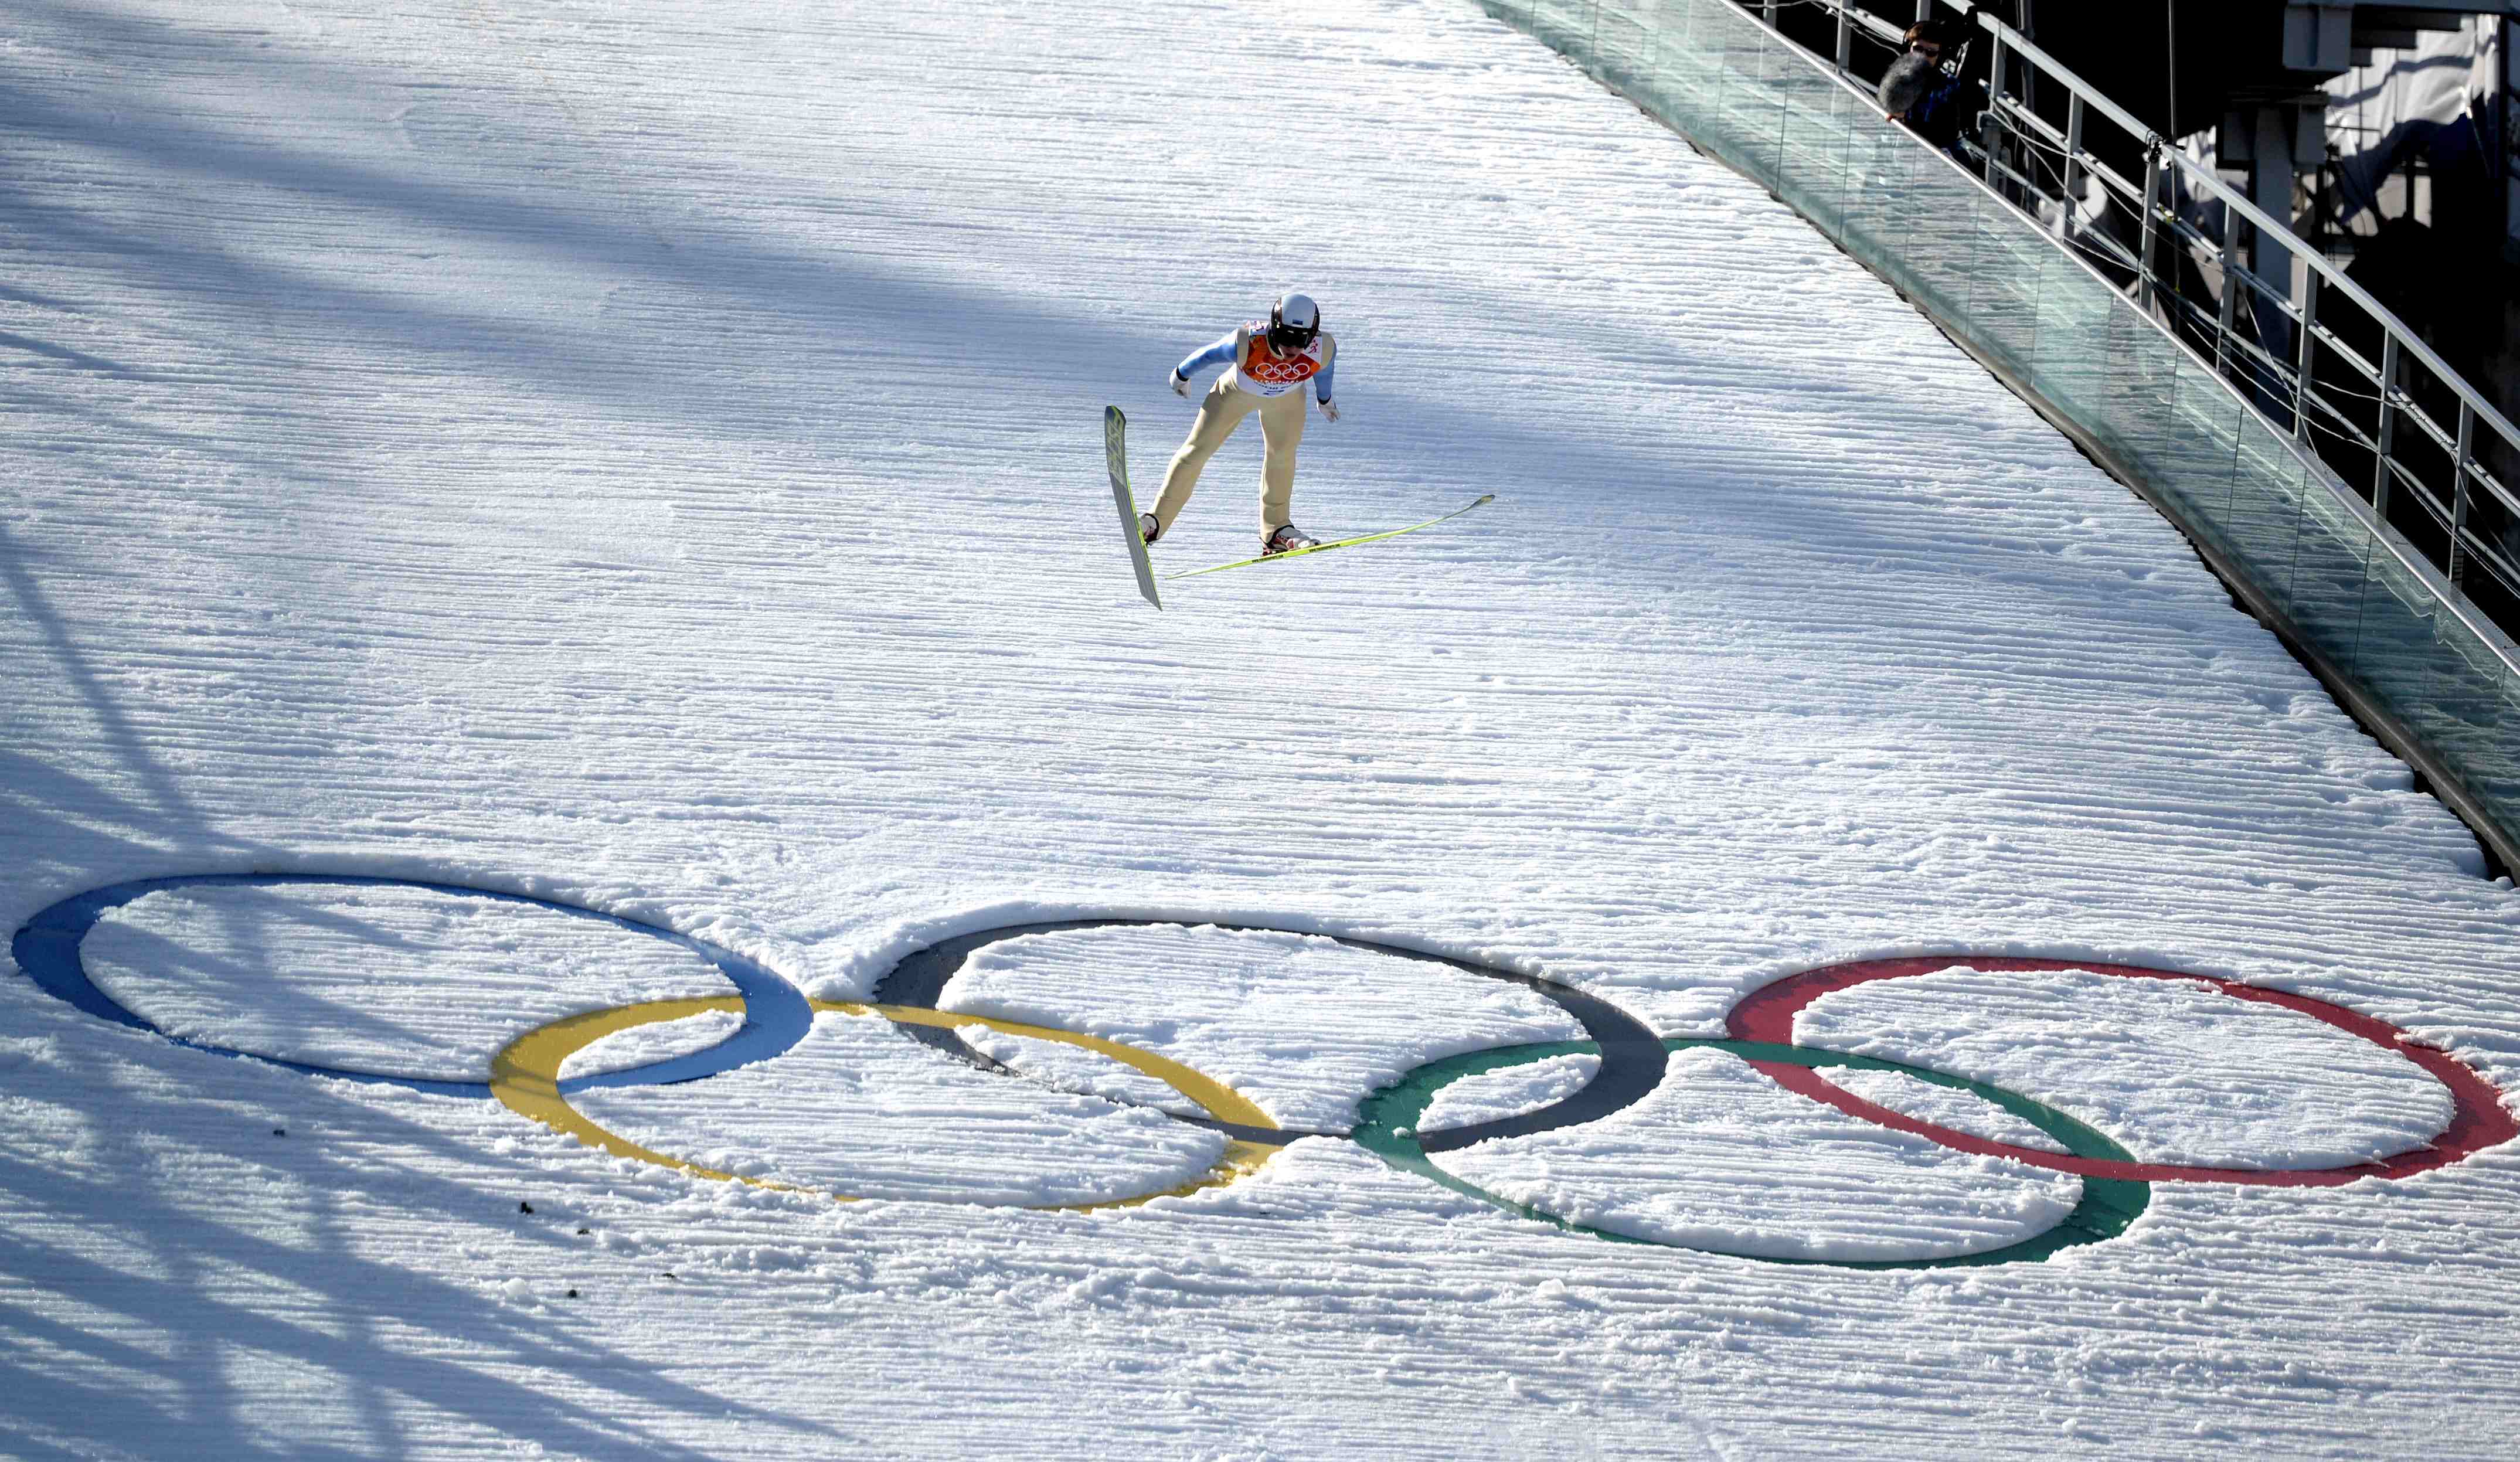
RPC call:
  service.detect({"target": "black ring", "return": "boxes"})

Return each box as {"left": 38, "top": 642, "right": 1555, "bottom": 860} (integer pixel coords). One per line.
{"left": 868, "top": 920, "right": 1667, "bottom": 1150}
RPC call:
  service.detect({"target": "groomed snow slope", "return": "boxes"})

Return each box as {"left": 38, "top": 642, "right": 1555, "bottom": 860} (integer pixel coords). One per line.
{"left": 5, "top": 0, "right": 2520, "bottom": 1456}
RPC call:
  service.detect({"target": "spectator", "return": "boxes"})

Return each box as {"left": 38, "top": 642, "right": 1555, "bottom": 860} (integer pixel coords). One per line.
{"left": 1878, "top": 19, "right": 1982, "bottom": 160}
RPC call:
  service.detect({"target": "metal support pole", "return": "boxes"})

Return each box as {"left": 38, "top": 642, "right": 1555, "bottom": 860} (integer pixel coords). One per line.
{"left": 2058, "top": 94, "right": 2086, "bottom": 242}
{"left": 1836, "top": 2, "right": 1854, "bottom": 71}
{"left": 2138, "top": 144, "right": 2162, "bottom": 312}
{"left": 1765, "top": 0, "right": 1778, "bottom": 27}
{"left": 2293, "top": 271, "right": 2321, "bottom": 445}
{"left": 2166, "top": 0, "right": 2180, "bottom": 141}
{"left": 2020, "top": 0, "right": 2039, "bottom": 120}
{"left": 2215, "top": 209, "right": 2240, "bottom": 379}
{"left": 2450, "top": 402, "right": 2477, "bottom": 586}
{"left": 1984, "top": 32, "right": 2008, "bottom": 186}
{"left": 2374, "top": 335, "right": 2400, "bottom": 520}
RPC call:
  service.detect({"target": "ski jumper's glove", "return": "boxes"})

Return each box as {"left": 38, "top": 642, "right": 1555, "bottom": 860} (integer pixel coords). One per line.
{"left": 1172, "top": 332, "right": 1239, "bottom": 399}
{"left": 1318, "top": 396, "right": 1339, "bottom": 422}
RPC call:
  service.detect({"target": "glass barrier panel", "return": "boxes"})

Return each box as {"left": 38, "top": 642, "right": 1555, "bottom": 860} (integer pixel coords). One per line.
{"left": 1964, "top": 201, "right": 2052, "bottom": 373}
{"left": 2429, "top": 620, "right": 2520, "bottom": 805}
{"left": 2225, "top": 414, "right": 2312, "bottom": 617}
{"left": 2354, "top": 551, "right": 2448, "bottom": 729}
{"left": 1878, "top": 154, "right": 1987, "bottom": 330}
{"left": 1527, "top": 0, "right": 1596, "bottom": 54}
{"left": 2284, "top": 486, "right": 2381, "bottom": 676}
{"left": 2150, "top": 353, "right": 2250, "bottom": 550}
{"left": 1593, "top": 4, "right": 1654, "bottom": 95}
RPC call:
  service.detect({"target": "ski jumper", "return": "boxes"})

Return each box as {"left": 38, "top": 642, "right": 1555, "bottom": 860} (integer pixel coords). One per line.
{"left": 1155, "top": 322, "right": 1338, "bottom": 536}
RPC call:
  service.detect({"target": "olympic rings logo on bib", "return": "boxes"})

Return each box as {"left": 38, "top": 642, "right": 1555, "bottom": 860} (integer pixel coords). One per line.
{"left": 15, "top": 874, "right": 2515, "bottom": 1269}
{"left": 1244, "top": 358, "right": 1317, "bottom": 385}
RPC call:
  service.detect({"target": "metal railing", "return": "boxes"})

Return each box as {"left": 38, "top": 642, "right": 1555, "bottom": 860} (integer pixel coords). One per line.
{"left": 1814, "top": 0, "right": 2520, "bottom": 614}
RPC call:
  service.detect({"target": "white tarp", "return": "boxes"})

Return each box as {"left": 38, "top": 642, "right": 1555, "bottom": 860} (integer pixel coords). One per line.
{"left": 2324, "top": 17, "right": 2499, "bottom": 225}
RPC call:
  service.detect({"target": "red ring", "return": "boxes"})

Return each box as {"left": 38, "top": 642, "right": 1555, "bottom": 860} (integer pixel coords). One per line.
{"left": 1726, "top": 957, "right": 2518, "bottom": 1186}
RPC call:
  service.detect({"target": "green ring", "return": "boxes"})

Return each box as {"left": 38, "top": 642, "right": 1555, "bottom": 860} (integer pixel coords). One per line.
{"left": 1352, "top": 1039, "right": 2151, "bottom": 1268}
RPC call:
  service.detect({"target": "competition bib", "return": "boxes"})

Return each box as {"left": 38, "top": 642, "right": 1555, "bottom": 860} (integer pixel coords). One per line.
{"left": 1231, "top": 325, "right": 1327, "bottom": 397}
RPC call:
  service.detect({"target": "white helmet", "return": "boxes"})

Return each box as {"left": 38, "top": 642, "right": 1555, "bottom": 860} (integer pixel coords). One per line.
{"left": 1268, "top": 292, "right": 1321, "bottom": 349}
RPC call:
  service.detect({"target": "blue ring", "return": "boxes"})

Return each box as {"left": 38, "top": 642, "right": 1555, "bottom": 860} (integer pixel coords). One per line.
{"left": 9, "top": 873, "right": 811, "bottom": 1098}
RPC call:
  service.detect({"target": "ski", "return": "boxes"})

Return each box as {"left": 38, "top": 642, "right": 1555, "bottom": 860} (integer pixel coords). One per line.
{"left": 1104, "top": 406, "right": 1161, "bottom": 610}
{"left": 1162, "top": 494, "right": 1497, "bottom": 582}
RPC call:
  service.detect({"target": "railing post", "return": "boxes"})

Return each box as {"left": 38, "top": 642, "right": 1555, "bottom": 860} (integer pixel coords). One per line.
{"left": 2138, "top": 143, "right": 2162, "bottom": 312}
{"left": 1984, "top": 30, "right": 2007, "bottom": 186}
{"left": 1765, "top": 0, "right": 1778, "bottom": 27}
{"left": 2057, "top": 94, "right": 2085, "bottom": 242}
{"left": 2293, "top": 271, "right": 2320, "bottom": 446}
{"left": 2373, "top": 335, "right": 2400, "bottom": 521}
{"left": 2450, "top": 402, "right": 2477, "bottom": 587}
{"left": 2215, "top": 205, "right": 2240, "bottom": 379}
{"left": 1835, "top": 1, "right": 1854, "bottom": 71}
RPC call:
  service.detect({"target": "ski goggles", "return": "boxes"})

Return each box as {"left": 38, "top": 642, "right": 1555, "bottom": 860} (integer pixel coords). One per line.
{"left": 1267, "top": 322, "right": 1318, "bottom": 352}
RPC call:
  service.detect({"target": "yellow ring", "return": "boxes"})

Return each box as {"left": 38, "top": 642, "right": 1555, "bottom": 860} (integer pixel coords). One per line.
{"left": 488, "top": 997, "right": 1286, "bottom": 1211}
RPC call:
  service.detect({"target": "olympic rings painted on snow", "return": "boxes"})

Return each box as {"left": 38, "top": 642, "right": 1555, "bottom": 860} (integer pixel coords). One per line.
{"left": 12, "top": 876, "right": 2518, "bottom": 1265}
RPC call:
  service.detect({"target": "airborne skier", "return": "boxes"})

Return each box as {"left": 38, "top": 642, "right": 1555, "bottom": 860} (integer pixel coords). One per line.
{"left": 1141, "top": 293, "right": 1340, "bottom": 556}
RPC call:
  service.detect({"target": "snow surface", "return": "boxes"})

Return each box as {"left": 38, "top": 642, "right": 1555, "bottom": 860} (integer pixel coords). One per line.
{"left": 1419, "top": 1049, "right": 1603, "bottom": 1131}
{"left": 1434, "top": 1046, "right": 2086, "bottom": 1260}
{"left": 557, "top": 1007, "right": 746, "bottom": 1082}
{"left": 568, "top": 1008, "right": 1230, "bottom": 1205}
{"left": 1792, "top": 966, "right": 2458, "bottom": 1168}
{"left": 5, "top": 0, "right": 2520, "bottom": 1456}
{"left": 1823, "top": 1065, "right": 2072, "bottom": 1155}
{"left": 957, "top": 1021, "right": 1211, "bottom": 1119}
{"left": 936, "top": 924, "right": 1586, "bottom": 1131}
{"left": 83, "top": 881, "right": 736, "bottom": 1080}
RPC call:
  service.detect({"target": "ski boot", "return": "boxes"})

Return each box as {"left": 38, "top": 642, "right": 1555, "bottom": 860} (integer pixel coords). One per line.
{"left": 1261, "top": 523, "right": 1319, "bottom": 556}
